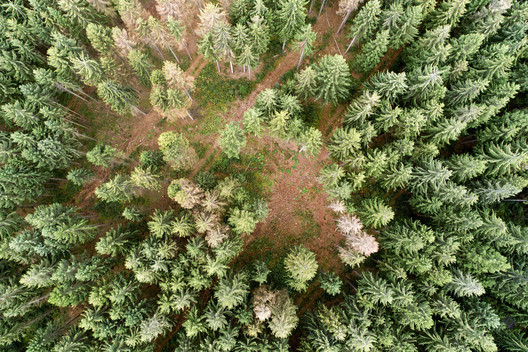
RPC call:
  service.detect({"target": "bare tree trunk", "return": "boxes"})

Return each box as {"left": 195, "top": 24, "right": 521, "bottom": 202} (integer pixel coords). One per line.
{"left": 309, "top": 0, "right": 316, "bottom": 13}
{"left": 216, "top": 60, "right": 221, "bottom": 73}
{"left": 132, "top": 106, "right": 148, "bottom": 116}
{"left": 243, "top": 65, "right": 246, "bottom": 72}
{"left": 183, "top": 88, "right": 193, "bottom": 101}
{"left": 337, "top": 8, "right": 353, "bottom": 34}
{"left": 186, "top": 111, "right": 194, "bottom": 120}
{"left": 152, "top": 43, "right": 166, "bottom": 60}
{"left": 297, "top": 45, "right": 306, "bottom": 70}
{"left": 184, "top": 43, "right": 193, "bottom": 60}
{"left": 53, "top": 102, "right": 83, "bottom": 117}
{"left": 282, "top": 40, "right": 287, "bottom": 51}
{"left": 168, "top": 46, "right": 180, "bottom": 63}
{"left": 74, "top": 132, "right": 97, "bottom": 141}
{"left": 229, "top": 60, "right": 234, "bottom": 74}
{"left": 319, "top": 0, "right": 327, "bottom": 16}
{"left": 57, "top": 84, "right": 89, "bottom": 103}
{"left": 75, "top": 88, "right": 96, "bottom": 101}
{"left": 248, "top": 66, "right": 251, "bottom": 80}
{"left": 345, "top": 36, "right": 357, "bottom": 54}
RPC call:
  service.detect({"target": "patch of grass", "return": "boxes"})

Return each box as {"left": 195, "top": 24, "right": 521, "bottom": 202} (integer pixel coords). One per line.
{"left": 302, "top": 102, "right": 322, "bottom": 128}
{"left": 315, "top": 29, "right": 333, "bottom": 53}
{"left": 210, "top": 153, "right": 235, "bottom": 173}
{"left": 194, "top": 63, "right": 256, "bottom": 112}
{"left": 295, "top": 208, "right": 321, "bottom": 240}
{"left": 198, "top": 114, "right": 224, "bottom": 136}
{"left": 178, "top": 56, "right": 191, "bottom": 71}
{"left": 280, "top": 67, "right": 297, "bottom": 84}
{"left": 191, "top": 141, "right": 209, "bottom": 159}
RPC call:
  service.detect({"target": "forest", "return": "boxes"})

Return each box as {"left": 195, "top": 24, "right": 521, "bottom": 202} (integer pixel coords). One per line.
{"left": 0, "top": 0, "right": 527, "bottom": 351}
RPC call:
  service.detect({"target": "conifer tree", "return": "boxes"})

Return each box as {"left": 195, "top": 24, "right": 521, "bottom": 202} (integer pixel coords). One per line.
{"left": 86, "top": 23, "right": 114, "bottom": 55}
{"left": 211, "top": 21, "right": 236, "bottom": 73}
{"left": 277, "top": 0, "right": 308, "bottom": 51}
{"left": 67, "top": 168, "right": 94, "bottom": 186}
{"left": 219, "top": 122, "right": 247, "bottom": 159}
{"left": 268, "top": 291, "right": 299, "bottom": 339}
{"left": 158, "top": 132, "right": 197, "bottom": 171}
{"left": 337, "top": 0, "right": 365, "bottom": 34}
{"left": 298, "top": 127, "right": 323, "bottom": 156}
{"left": 96, "top": 80, "right": 140, "bottom": 115}
{"left": 95, "top": 174, "right": 137, "bottom": 203}
{"left": 384, "top": 3, "right": 423, "bottom": 49}
{"left": 345, "top": 0, "right": 381, "bottom": 53}
{"left": 294, "top": 24, "right": 316, "bottom": 70}
{"left": 167, "top": 16, "right": 192, "bottom": 61}
{"left": 128, "top": 49, "right": 154, "bottom": 86}
{"left": 248, "top": 15, "right": 270, "bottom": 56}
{"left": 130, "top": 166, "right": 161, "bottom": 191}
{"left": 354, "top": 29, "right": 390, "bottom": 74}
{"left": 236, "top": 45, "right": 258, "bottom": 79}
{"left": 295, "top": 66, "right": 317, "bottom": 100}
{"left": 314, "top": 55, "right": 351, "bottom": 105}
{"left": 243, "top": 108, "right": 263, "bottom": 136}
{"left": 285, "top": 245, "right": 318, "bottom": 291}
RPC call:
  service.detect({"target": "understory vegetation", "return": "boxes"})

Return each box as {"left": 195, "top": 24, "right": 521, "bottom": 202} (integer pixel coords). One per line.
{"left": 1, "top": 0, "right": 527, "bottom": 351}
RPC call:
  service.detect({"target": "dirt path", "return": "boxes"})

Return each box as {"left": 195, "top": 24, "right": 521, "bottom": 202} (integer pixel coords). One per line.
{"left": 186, "top": 54, "right": 208, "bottom": 77}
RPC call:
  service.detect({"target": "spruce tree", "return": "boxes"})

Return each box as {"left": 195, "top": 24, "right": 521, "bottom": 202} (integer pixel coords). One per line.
{"left": 219, "top": 122, "right": 247, "bottom": 159}
{"left": 314, "top": 55, "right": 352, "bottom": 105}
{"left": 96, "top": 80, "right": 139, "bottom": 115}
{"left": 345, "top": 0, "right": 381, "bottom": 53}
{"left": 277, "top": 0, "right": 308, "bottom": 51}
{"left": 294, "top": 24, "right": 316, "bottom": 70}
{"left": 354, "top": 29, "right": 390, "bottom": 74}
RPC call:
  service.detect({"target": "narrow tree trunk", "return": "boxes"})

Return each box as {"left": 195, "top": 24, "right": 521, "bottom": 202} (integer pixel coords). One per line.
{"left": 309, "top": 0, "right": 316, "bottom": 13}
{"left": 244, "top": 149, "right": 261, "bottom": 172}
{"left": 184, "top": 88, "right": 193, "bottom": 101}
{"left": 345, "top": 36, "right": 357, "bottom": 54}
{"left": 132, "top": 106, "right": 148, "bottom": 116}
{"left": 168, "top": 46, "right": 180, "bottom": 63}
{"left": 74, "top": 132, "right": 97, "bottom": 141}
{"left": 319, "top": 0, "right": 327, "bottom": 16}
{"left": 297, "top": 45, "right": 306, "bottom": 70}
{"left": 243, "top": 65, "right": 246, "bottom": 72}
{"left": 62, "top": 116, "right": 88, "bottom": 129}
{"left": 216, "top": 60, "right": 221, "bottom": 73}
{"left": 502, "top": 199, "right": 528, "bottom": 202}
{"left": 152, "top": 43, "right": 166, "bottom": 60}
{"left": 184, "top": 43, "right": 193, "bottom": 60}
{"left": 186, "top": 111, "right": 194, "bottom": 120}
{"left": 248, "top": 66, "right": 252, "bottom": 80}
{"left": 282, "top": 40, "right": 287, "bottom": 51}
{"left": 53, "top": 102, "right": 82, "bottom": 117}
{"left": 75, "top": 88, "right": 96, "bottom": 101}
{"left": 58, "top": 84, "right": 89, "bottom": 103}
{"left": 229, "top": 60, "right": 233, "bottom": 74}
{"left": 337, "top": 8, "right": 353, "bottom": 34}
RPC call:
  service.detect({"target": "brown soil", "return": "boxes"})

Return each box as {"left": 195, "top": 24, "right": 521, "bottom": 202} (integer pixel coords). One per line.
{"left": 244, "top": 140, "right": 344, "bottom": 271}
